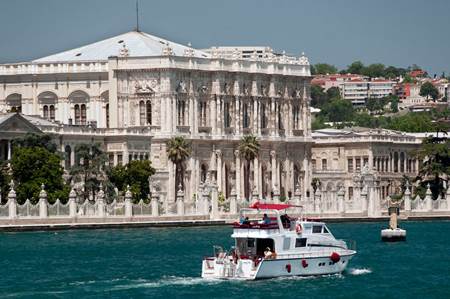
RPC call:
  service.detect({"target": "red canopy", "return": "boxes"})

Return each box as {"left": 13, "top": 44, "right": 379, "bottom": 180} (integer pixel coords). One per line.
{"left": 249, "top": 201, "right": 295, "bottom": 210}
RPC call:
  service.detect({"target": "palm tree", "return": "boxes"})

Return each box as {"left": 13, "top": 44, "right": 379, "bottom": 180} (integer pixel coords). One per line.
{"left": 166, "top": 136, "right": 191, "bottom": 197}
{"left": 238, "top": 135, "right": 260, "bottom": 200}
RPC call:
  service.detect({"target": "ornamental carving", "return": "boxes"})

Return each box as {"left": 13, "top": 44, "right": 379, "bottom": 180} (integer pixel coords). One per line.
{"left": 135, "top": 79, "right": 157, "bottom": 94}
{"left": 176, "top": 80, "right": 187, "bottom": 93}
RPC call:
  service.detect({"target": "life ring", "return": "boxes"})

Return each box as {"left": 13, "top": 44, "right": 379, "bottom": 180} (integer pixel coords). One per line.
{"left": 295, "top": 223, "right": 303, "bottom": 234}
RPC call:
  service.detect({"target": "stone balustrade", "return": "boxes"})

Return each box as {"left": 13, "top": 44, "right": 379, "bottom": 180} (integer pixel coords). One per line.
{"left": 1, "top": 181, "right": 449, "bottom": 223}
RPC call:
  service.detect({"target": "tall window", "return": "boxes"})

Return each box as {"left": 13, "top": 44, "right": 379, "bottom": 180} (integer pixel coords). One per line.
{"left": 348, "top": 158, "right": 353, "bottom": 172}
{"left": 355, "top": 158, "right": 361, "bottom": 171}
{"left": 74, "top": 104, "right": 80, "bottom": 125}
{"left": 43, "top": 105, "right": 49, "bottom": 119}
{"left": 146, "top": 101, "right": 152, "bottom": 125}
{"left": 106, "top": 104, "right": 110, "bottom": 128}
{"left": 242, "top": 103, "right": 250, "bottom": 128}
{"left": 139, "top": 101, "right": 145, "bottom": 125}
{"left": 293, "top": 105, "right": 300, "bottom": 129}
{"left": 224, "top": 102, "right": 231, "bottom": 128}
{"left": 312, "top": 159, "right": 316, "bottom": 170}
{"left": 177, "top": 99, "right": 186, "bottom": 125}
{"left": 49, "top": 105, "right": 55, "bottom": 120}
{"left": 260, "top": 103, "right": 267, "bottom": 129}
{"left": 199, "top": 101, "right": 208, "bottom": 127}
{"left": 322, "top": 159, "right": 327, "bottom": 170}
{"left": 348, "top": 187, "right": 353, "bottom": 200}
{"left": 278, "top": 103, "right": 283, "bottom": 130}
{"left": 80, "top": 104, "right": 87, "bottom": 125}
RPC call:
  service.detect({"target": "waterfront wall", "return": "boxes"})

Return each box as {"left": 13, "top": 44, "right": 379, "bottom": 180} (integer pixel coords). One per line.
{"left": 0, "top": 180, "right": 449, "bottom": 227}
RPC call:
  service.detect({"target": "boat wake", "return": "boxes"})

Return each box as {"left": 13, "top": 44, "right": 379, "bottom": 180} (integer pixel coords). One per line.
{"left": 349, "top": 268, "right": 372, "bottom": 276}
{"left": 110, "top": 276, "right": 221, "bottom": 291}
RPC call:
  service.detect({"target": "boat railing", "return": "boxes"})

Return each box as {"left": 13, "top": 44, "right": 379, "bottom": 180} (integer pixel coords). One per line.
{"left": 232, "top": 221, "right": 280, "bottom": 230}
{"left": 274, "top": 247, "right": 353, "bottom": 260}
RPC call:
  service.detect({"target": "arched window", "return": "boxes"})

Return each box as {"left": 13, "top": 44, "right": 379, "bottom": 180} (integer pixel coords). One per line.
{"left": 322, "top": 159, "right": 327, "bottom": 170}
{"left": 43, "top": 105, "right": 49, "bottom": 119}
{"left": 260, "top": 103, "right": 267, "bottom": 129}
{"left": 81, "top": 104, "right": 87, "bottom": 125}
{"left": 224, "top": 102, "right": 231, "bottom": 128}
{"left": 139, "top": 101, "right": 145, "bottom": 125}
{"left": 278, "top": 103, "right": 284, "bottom": 130}
{"left": 178, "top": 99, "right": 186, "bottom": 125}
{"left": 49, "top": 105, "right": 55, "bottom": 120}
{"left": 6, "top": 93, "right": 22, "bottom": 112}
{"left": 74, "top": 105, "right": 80, "bottom": 125}
{"left": 146, "top": 101, "right": 152, "bottom": 125}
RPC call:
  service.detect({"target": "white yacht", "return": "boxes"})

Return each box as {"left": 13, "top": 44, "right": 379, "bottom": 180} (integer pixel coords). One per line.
{"left": 202, "top": 202, "right": 356, "bottom": 280}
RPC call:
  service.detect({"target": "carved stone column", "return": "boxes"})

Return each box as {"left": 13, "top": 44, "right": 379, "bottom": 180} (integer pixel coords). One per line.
{"left": 234, "top": 150, "right": 241, "bottom": 201}
{"left": 270, "top": 150, "right": 277, "bottom": 194}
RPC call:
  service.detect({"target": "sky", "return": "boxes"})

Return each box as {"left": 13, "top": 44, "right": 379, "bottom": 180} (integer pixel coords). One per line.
{"left": 0, "top": 0, "right": 449, "bottom": 76}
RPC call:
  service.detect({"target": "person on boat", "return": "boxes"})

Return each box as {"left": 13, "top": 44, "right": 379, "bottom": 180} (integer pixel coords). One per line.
{"left": 242, "top": 217, "right": 250, "bottom": 225}
{"left": 239, "top": 215, "right": 245, "bottom": 224}
{"left": 280, "top": 214, "right": 291, "bottom": 227}
{"left": 261, "top": 213, "right": 271, "bottom": 225}
{"left": 264, "top": 247, "right": 273, "bottom": 259}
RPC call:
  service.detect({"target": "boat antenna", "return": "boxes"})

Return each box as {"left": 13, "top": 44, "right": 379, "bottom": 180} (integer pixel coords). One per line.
{"left": 135, "top": 0, "right": 140, "bottom": 32}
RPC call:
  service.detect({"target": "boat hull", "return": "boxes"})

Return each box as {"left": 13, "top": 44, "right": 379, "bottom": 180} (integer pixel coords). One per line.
{"left": 202, "top": 251, "right": 356, "bottom": 280}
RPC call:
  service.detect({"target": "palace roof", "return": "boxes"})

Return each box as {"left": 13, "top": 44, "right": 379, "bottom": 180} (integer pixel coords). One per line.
{"left": 33, "top": 30, "right": 210, "bottom": 63}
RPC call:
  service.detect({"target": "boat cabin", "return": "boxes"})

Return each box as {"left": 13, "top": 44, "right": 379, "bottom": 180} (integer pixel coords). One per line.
{"left": 230, "top": 203, "right": 341, "bottom": 259}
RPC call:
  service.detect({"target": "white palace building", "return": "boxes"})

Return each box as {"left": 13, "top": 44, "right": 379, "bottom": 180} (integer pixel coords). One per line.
{"left": 0, "top": 30, "right": 313, "bottom": 203}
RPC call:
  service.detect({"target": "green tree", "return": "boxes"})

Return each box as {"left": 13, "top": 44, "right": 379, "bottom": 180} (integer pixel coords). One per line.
{"left": 366, "top": 97, "right": 387, "bottom": 113}
{"left": 362, "top": 63, "right": 385, "bottom": 78}
{"left": 108, "top": 160, "right": 155, "bottom": 202}
{"left": 310, "top": 85, "right": 328, "bottom": 108}
{"left": 345, "top": 61, "right": 365, "bottom": 74}
{"left": 70, "top": 143, "right": 108, "bottom": 200}
{"left": 166, "top": 136, "right": 191, "bottom": 195}
{"left": 326, "top": 87, "right": 341, "bottom": 100}
{"left": 11, "top": 146, "right": 68, "bottom": 204}
{"left": 12, "top": 133, "right": 57, "bottom": 153}
{"left": 321, "top": 98, "right": 354, "bottom": 123}
{"left": 0, "top": 161, "right": 11, "bottom": 203}
{"left": 390, "top": 96, "right": 399, "bottom": 113}
{"left": 414, "top": 135, "right": 450, "bottom": 199}
{"left": 420, "top": 82, "right": 440, "bottom": 102}
{"left": 313, "top": 63, "right": 338, "bottom": 75}
{"left": 238, "top": 135, "right": 260, "bottom": 200}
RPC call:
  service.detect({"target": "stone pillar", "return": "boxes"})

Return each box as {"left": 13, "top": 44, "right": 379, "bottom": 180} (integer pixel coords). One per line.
{"left": 234, "top": 150, "right": 241, "bottom": 201}
{"left": 7, "top": 180, "right": 16, "bottom": 219}
{"left": 7, "top": 140, "right": 11, "bottom": 160}
{"left": 292, "top": 183, "right": 301, "bottom": 205}
{"left": 270, "top": 150, "right": 277, "bottom": 194}
{"left": 337, "top": 187, "right": 345, "bottom": 214}
{"left": 177, "top": 185, "right": 185, "bottom": 216}
{"left": 97, "top": 184, "right": 105, "bottom": 218}
{"left": 446, "top": 185, "right": 450, "bottom": 211}
{"left": 70, "top": 148, "right": 75, "bottom": 167}
{"left": 253, "top": 157, "right": 260, "bottom": 197}
{"left": 251, "top": 185, "right": 259, "bottom": 202}
{"left": 314, "top": 188, "right": 321, "bottom": 213}
{"left": 202, "top": 186, "right": 209, "bottom": 215}
{"left": 38, "top": 184, "right": 48, "bottom": 218}
{"left": 151, "top": 191, "right": 159, "bottom": 216}
{"left": 425, "top": 184, "right": 433, "bottom": 212}
{"left": 68, "top": 188, "right": 77, "bottom": 218}
{"left": 229, "top": 187, "right": 237, "bottom": 215}
{"left": 216, "top": 150, "right": 222, "bottom": 192}
{"left": 272, "top": 184, "right": 280, "bottom": 203}
{"left": 361, "top": 187, "right": 368, "bottom": 214}
{"left": 210, "top": 184, "right": 219, "bottom": 219}
{"left": 124, "top": 185, "right": 133, "bottom": 217}
{"left": 404, "top": 183, "right": 411, "bottom": 213}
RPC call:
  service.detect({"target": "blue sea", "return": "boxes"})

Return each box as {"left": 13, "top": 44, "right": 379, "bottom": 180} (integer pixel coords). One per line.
{"left": 0, "top": 221, "right": 449, "bottom": 298}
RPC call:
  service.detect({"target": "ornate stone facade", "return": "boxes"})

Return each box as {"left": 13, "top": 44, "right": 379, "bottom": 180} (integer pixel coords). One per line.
{"left": 0, "top": 31, "right": 313, "bottom": 202}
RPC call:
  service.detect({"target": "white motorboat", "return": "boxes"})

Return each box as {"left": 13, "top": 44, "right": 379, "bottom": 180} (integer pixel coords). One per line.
{"left": 201, "top": 202, "right": 356, "bottom": 280}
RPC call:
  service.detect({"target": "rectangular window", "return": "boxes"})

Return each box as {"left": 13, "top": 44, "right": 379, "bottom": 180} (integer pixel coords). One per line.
{"left": 312, "top": 226, "right": 323, "bottom": 233}
{"left": 348, "top": 158, "right": 353, "bottom": 172}
{"left": 363, "top": 157, "right": 368, "bottom": 167}
{"left": 312, "top": 159, "right": 316, "bottom": 170}
{"left": 247, "top": 238, "right": 255, "bottom": 248}
{"left": 348, "top": 187, "right": 353, "bottom": 199}
{"left": 117, "top": 154, "right": 123, "bottom": 166}
{"left": 355, "top": 158, "right": 361, "bottom": 170}
{"left": 322, "top": 159, "right": 327, "bottom": 170}
{"left": 295, "top": 238, "right": 307, "bottom": 247}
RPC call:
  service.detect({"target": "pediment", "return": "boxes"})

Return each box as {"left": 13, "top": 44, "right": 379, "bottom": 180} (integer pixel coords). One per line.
{"left": 0, "top": 114, "right": 42, "bottom": 134}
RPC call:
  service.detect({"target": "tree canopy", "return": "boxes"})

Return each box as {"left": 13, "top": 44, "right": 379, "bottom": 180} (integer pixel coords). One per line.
{"left": 108, "top": 160, "right": 155, "bottom": 202}
{"left": 311, "top": 63, "right": 338, "bottom": 75}
{"left": 419, "top": 82, "right": 440, "bottom": 102}
{"left": 11, "top": 139, "right": 68, "bottom": 204}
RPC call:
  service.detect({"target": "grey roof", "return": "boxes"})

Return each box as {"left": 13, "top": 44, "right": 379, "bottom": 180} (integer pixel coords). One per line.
{"left": 33, "top": 31, "right": 210, "bottom": 62}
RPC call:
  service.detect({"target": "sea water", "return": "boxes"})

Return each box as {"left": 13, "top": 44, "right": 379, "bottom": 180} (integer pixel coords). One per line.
{"left": 0, "top": 221, "right": 449, "bottom": 298}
